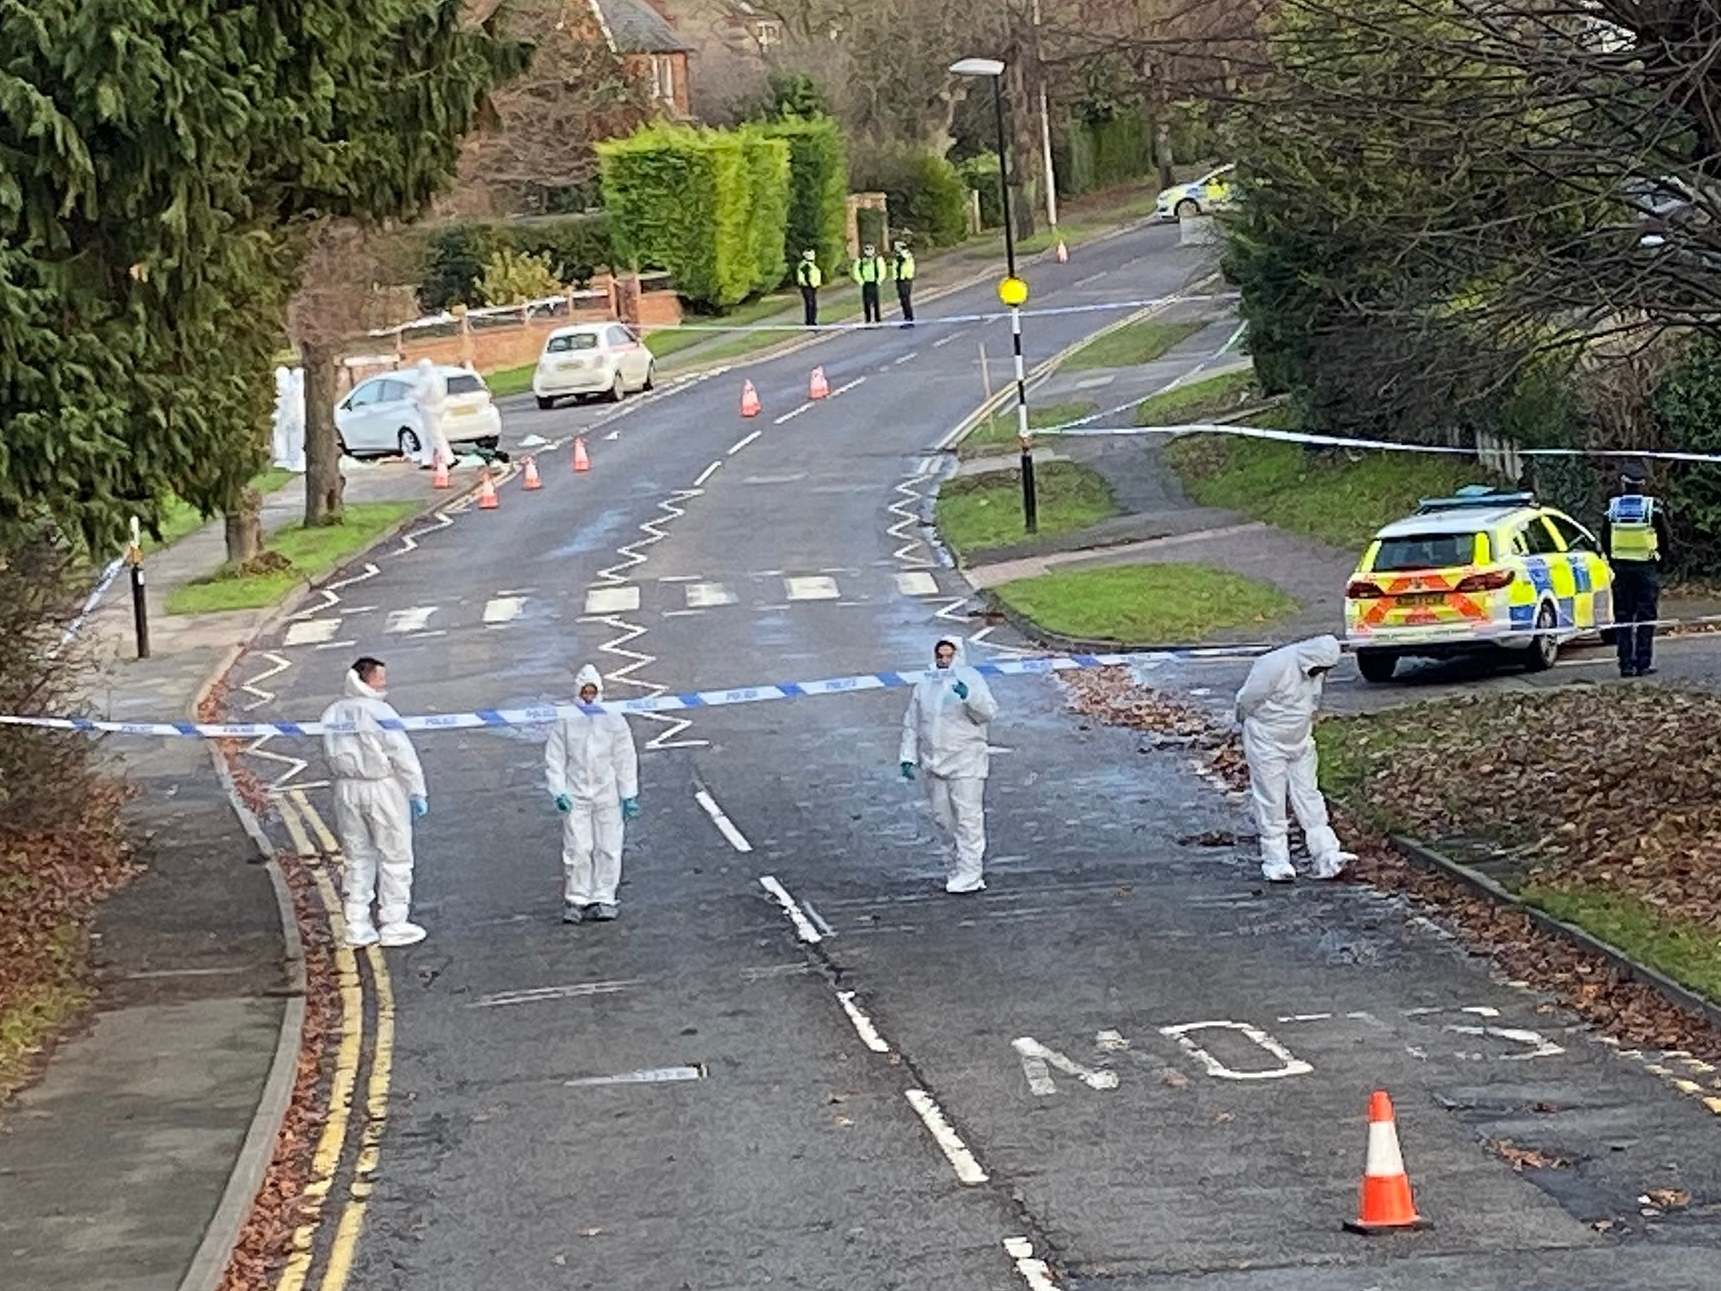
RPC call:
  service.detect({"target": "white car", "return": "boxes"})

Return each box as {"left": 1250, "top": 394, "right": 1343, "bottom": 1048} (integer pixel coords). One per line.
{"left": 335, "top": 366, "right": 502, "bottom": 459}
{"left": 1155, "top": 164, "right": 1236, "bottom": 221}
{"left": 533, "top": 323, "right": 655, "bottom": 409}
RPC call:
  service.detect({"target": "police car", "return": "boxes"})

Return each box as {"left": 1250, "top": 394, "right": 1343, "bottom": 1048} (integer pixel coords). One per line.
{"left": 1344, "top": 488, "right": 1615, "bottom": 682}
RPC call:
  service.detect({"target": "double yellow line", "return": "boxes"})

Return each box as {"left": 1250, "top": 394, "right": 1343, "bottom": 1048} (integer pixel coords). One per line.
{"left": 275, "top": 789, "right": 398, "bottom": 1291}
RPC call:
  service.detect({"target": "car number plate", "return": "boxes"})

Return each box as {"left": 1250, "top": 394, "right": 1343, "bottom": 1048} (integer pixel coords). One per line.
{"left": 557, "top": 359, "right": 583, "bottom": 371}
{"left": 1397, "top": 591, "right": 1448, "bottom": 606}
{"left": 449, "top": 400, "right": 480, "bottom": 416}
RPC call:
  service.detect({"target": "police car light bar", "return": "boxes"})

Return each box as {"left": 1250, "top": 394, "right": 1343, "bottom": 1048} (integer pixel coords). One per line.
{"left": 1415, "top": 488, "right": 1536, "bottom": 513}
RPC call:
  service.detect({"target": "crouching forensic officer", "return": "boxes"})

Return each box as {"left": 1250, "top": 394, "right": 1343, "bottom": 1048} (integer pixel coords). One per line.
{"left": 1601, "top": 459, "right": 1673, "bottom": 677}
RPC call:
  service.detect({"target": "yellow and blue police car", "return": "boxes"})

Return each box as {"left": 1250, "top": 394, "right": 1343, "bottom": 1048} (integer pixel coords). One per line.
{"left": 1344, "top": 487, "right": 1615, "bottom": 682}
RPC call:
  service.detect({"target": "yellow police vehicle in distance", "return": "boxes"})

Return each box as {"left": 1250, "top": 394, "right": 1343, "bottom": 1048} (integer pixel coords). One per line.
{"left": 1344, "top": 487, "right": 1615, "bottom": 682}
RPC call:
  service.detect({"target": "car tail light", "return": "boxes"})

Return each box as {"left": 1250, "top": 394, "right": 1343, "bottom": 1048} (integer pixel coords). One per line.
{"left": 1346, "top": 579, "right": 1386, "bottom": 599}
{"left": 1456, "top": 569, "right": 1514, "bottom": 593}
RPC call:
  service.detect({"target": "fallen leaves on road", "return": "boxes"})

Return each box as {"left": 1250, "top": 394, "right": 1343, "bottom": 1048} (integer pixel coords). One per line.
{"left": 1487, "top": 1139, "right": 1572, "bottom": 1171}
{"left": 1642, "top": 1187, "right": 1692, "bottom": 1210}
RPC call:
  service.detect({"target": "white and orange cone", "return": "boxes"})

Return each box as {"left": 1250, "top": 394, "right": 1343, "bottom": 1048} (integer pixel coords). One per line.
{"left": 740, "top": 379, "right": 762, "bottom": 418}
{"left": 431, "top": 450, "right": 451, "bottom": 491}
{"left": 809, "top": 366, "right": 829, "bottom": 400}
{"left": 522, "top": 456, "right": 542, "bottom": 491}
{"left": 1344, "top": 1090, "right": 1431, "bottom": 1234}
{"left": 1055, "top": 239, "right": 1070, "bottom": 264}
{"left": 477, "top": 467, "right": 499, "bottom": 510}
{"left": 572, "top": 436, "right": 591, "bottom": 474}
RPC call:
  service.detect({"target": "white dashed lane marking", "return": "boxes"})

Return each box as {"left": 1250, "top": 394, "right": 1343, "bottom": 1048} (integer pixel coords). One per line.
{"left": 386, "top": 606, "right": 438, "bottom": 634}
{"left": 483, "top": 596, "right": 525, "bottom": 625}
{"left": 686, "top": 582, "right": 737, "bottom": 608}
{"left": 696, "top": 788, "right": 753, "bottom": 852}
{"left": 785, "top": 575, "right": 840, "bottom": 601}
{"left": 584, "top": 585, "right": 641, "bottom": 615}
{"left": 285, "top": 619, "right": 342, "bottom": 646}
{"left": 895, "top": 572, "right": 939, "bottom": 597}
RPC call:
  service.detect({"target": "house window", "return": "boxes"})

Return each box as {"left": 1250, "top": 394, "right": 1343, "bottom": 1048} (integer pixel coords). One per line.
{"left": 652, "top": 54, "right": 676, "bottom": 103}
{"left": 754, "top": 19, "right": 782, "bottom": 49}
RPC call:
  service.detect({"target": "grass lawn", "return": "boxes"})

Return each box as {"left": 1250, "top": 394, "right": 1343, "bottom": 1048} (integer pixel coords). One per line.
{"left": 1064, "top": 318, "right": 1204, "bottom": 372}
{"left": 486, "top": 363, "right": 535, "bottom": 398}
{"left": 1523, "top": 885, "right": 1721, "bottom": 1003}
{"left": 936, "top": 461, "right": 1116, "bottom": 555}
{"left": 1166, "top": 435, "right": 1497, "bottom": 549}
{"left": 166, "top": 501, "right": 418, "bottom": 614}
{"left": 142, "top": 468, "right": 297, "bottom": 554}
{"left": 960, "top": 401, "right": 1098, "bottom": 459}
{"left": 1136, "top": 369, "right": 1264, "bottom": 426}
{"left": 0, "top": 924, "right": 87, "bottom": 1102}
{"left": 996, "top": 562, "right": 1296, "bottom": 643}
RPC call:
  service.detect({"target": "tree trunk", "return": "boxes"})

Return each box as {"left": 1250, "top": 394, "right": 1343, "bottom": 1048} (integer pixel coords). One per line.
{"left": 223, "top": 485, "right": 262, "bottom": 567}
{"left": 1006, "top": 58, "right": 1038, "bottom": 243}
{"left": 1154, "top": 80, "right": 1175, "bottom": 190}
{"left": 302, "top": 340, "right": 346, "bottom": 528}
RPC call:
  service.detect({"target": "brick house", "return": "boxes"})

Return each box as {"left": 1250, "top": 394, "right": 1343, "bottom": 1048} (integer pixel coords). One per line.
{"left": 651, "top": 0, "right": 782, "bottom": 122}
{"left": 589, "top": 0, "right": 694, "bottom": 119}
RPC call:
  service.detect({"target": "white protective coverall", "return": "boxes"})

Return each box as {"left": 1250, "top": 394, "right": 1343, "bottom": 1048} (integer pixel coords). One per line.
{"left": 411, "top": 358, "right": 453, "bottom": 469}
{"left": 1235, "top": 635, "right": 1347, "bottom": 881}
{"left": 545, "top": 665, "right": 639, "bottom": 909}
{"left": 321, "top": 671, "right": 428, "bottom": 943}
{"left": 900, "top": 642, "right": 1000, "bottom": 893}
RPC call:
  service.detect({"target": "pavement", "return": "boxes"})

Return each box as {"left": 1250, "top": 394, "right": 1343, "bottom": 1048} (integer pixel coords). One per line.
{"left": 196, "top": 218, "right": 1721, "bottom": 1289}
{"left": 0, "top": 461, "right": 479, "bottom": 1291}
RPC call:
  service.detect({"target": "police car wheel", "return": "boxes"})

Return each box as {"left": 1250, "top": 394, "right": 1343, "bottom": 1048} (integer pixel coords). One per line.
{"left": 1175, "top": 198, "right": 1199, "bottom": 220}
{"left": 1356, "top": 650, "right": 1398, "bottom": 683}
{"left": 1526, "top": 602, "right": 1559, "bottom": 671}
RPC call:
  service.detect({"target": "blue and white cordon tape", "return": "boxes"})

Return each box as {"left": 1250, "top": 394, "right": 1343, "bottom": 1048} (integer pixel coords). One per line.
{"left": 0, "top": 647, "right": 1275, "bottom": 740}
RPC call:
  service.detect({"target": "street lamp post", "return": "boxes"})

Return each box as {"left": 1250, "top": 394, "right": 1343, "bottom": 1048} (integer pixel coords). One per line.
{"left": 952, "top": 57, "right": 1037, "bottom": 534}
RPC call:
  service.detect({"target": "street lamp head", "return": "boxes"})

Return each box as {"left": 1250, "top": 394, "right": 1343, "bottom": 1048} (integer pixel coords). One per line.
{"left": 950, "top": 57, "right": 1006, "bottom": 78}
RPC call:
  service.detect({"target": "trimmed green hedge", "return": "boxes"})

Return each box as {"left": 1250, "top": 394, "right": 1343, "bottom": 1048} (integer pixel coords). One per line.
{"left": 1058, "top": 115, "right": 1155, "bottom": 196}
{"left": 762, "top": 116, "right": 848, "bottom": 279}
{"left": 851, "top": 144, "right": 970, "bottom": 248}
{"left": 416, "top": 214, "right": 611, "bottom": 310}
{"left": 599, "top": 123, "right": 791, "bottom": 308}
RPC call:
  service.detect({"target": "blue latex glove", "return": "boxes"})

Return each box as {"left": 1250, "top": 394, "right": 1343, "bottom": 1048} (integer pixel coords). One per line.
{"left": 952, "top": 680, "right": 969, "bottom": 700}
{"left": 410, "top": 796, "right": 429, "bottom": 820}
{"left": 622, "top": 797, "right": 641, "bottom": 821}
{"left": 554, "top": 793, "right": 573, "bottom": 814}
{"left": 900, "top": 761, "right": 916, "bottom": 781}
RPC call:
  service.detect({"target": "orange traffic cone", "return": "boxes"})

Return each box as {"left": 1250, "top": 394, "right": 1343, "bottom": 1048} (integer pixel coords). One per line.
{"left": 740, "top": 379, "right": 762, "bottom": 418}
{"left": 572, "top": 437, "right": 591, "bottom": 474}
{"left": 809, "top": 366, "right": 830, "bottom": 400}
{"left": 523, "top": 456, "right": 542, "bottom": 491}
{"left": 1344, "top": 1091, "right": 1431, "bottom": 1234}
{"left": 431, "top": 450, "right": 450, "bottom": 491}
{"left": 1055, "top": 239, "right": 1070, "bottom": 264}
{"left": 477, "top": 467, "right": 499, "bottom": 510}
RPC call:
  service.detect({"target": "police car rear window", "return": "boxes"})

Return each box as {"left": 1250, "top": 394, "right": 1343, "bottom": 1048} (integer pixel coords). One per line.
{"left": 1373, "top": 534, "right": 1478, "bottom": 571}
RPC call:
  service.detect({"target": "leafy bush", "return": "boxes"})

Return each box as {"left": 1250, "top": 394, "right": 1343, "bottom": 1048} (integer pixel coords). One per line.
{"left": 762, "top": 117, "right": 848, "bottom": 278}
{"left": 599, "top": 123, "right": 791, "bottom": 307}
{"left": 1058, "top": 115, "right": 1156, "bottom": 196}
{"left": 957, "top": 152, "right": 1003, "bottom": 229}
{"left": 418, "top": 214, "right": 610, "bottom": 310}
{"left": 477, "top": 248, "right": 565, "bottom": 306}
{"left": 1652, "top": 337, "right": 1721, "bottom": 575}
{"left": 851, "top": 144, "right": 970, "bottom": 248}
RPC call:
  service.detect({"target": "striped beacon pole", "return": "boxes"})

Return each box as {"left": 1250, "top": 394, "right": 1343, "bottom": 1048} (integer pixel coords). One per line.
{"left": 1344, "top": 1090, "right": 1431, "bottom": 1234}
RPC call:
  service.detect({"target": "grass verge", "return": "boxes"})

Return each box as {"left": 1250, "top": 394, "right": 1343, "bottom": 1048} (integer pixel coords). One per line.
{"left": 960, "top": 401, "right": 1098, "bottom": 459}
{"left": 1319, "top": 690, "right": 1721, "bottom": 1005}
{"left": 485, "top": 363, "right": 535, "bottom": 398}
{"left": 0, "top": 926, "right": 89, "bottom": 1102}
{"left": 996, "top": 562, "right": 1296, "bottom": 643}
{"left": 1064, "top": 318, "right": 1204, "bottom": 372}
{"left": 1166, "top": 435, "right": 1497, "bottom": 549}
{"left": 1136, "top": 369, "right": 1263, "bottom": 426}
{"left": 936, "top": 461, "right": 1116, "bottom": 556}
{"left": 143, "top": 468, "right": 298, "bottom": 555}
{"left": 166, "top": 501, "right": 418, "bottom": 614}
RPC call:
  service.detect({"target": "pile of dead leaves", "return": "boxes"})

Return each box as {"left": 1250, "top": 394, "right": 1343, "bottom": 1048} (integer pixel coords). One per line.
{"left": 0, "top": 779, "right": 138, "bottom": 1097}
{"left": 1329, "top": 689, "right": 1721, "bottom": 930}
{"left": 1064, "top": 667, "right": 1250, "bottom": 790}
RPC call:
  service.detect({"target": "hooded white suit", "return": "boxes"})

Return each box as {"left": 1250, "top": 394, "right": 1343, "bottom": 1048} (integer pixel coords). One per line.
{"left": 900, "top": 641, "right": 999, "bottom": 892}
{"left": 411, "top": 358, "right": 452, "bottom": 469}
{"left": 1235, "top": 635, "right": 1346, "bottom": 880}
{"left": 320, "top": 670, "right": 428, "bottom": 942}
{"left": 546, "top": 664, "right": 639, "bottom": 909}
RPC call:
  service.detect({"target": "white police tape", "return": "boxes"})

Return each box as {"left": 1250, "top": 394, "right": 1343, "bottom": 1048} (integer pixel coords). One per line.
{"left": 1040, "top": 419, "right": 1721, "bottom": 465}
{"left": 1, "top": 646, "right": 1281, "bottom": 740}
{"left": 627, "top": 293, "right": 1239, "bottom": 335}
